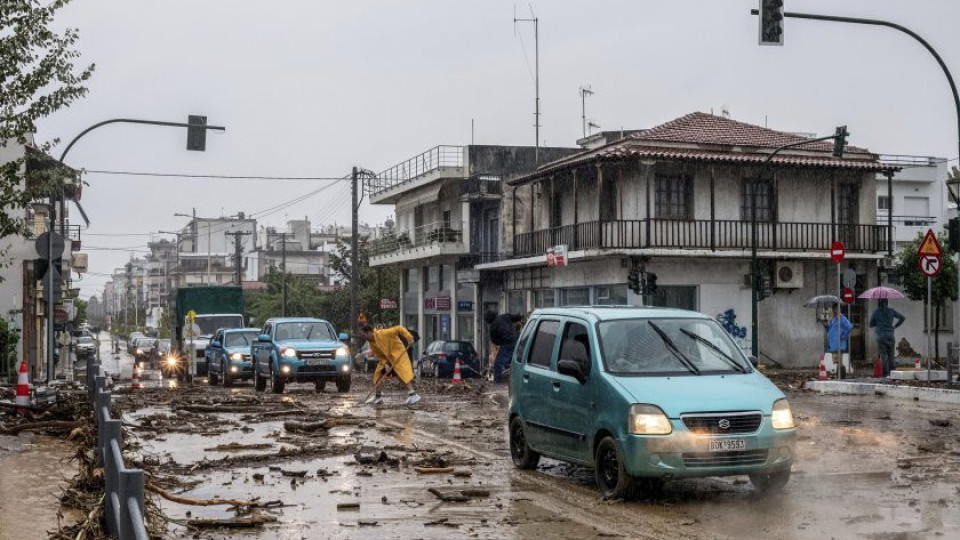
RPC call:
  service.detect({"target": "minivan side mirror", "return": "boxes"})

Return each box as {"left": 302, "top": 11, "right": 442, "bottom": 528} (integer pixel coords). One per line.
{"left": 748, "top": 355, "right": 759, "bottom": 368}
{"left": 338, "top": 332, "right": 349, "bottom": 341}
{"left": 211, "top": 340, "right": 222, "bottom": 348}
{"left": 258, "top": 334, "right": 272, "bottom": 343}
{"left": 557, "top": 359, "right": 586, "bottom": 384}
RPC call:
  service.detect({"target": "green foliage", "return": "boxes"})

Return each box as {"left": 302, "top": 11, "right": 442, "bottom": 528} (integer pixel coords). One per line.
{"left": 73, "top": 297, "right": 86, "bottom": 325}
{"left": 0, "top": 318, "right": 20, "bottom": 382}
{"left": 1, "top": 0, "right": 94, "bottom": 245}
{"left": 895, "top": 231, "right": 958, "bottom": 309}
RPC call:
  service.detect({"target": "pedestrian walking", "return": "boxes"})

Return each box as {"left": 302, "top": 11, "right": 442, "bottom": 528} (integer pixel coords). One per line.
{"left": 869, "top": 299, "right": 906, "bottom": 377}
{"left": 360, "top": 324, "right": 421, "bottom": 407}
{"left": 825, "top": 304, "right": 853, "bottom": 376}
{"left": 485, "top": 311, "right": 523, "bottom": 383}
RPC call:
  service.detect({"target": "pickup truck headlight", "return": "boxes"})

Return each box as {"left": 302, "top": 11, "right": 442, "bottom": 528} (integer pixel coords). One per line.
{"left": 230, "top": 352, "right": 243, "bottom": 361}
{"left": 136, "top": 348, "right": 143, "bottom": 355}
{"left": 628, "top": 404, "right": 673, "bottom": 435}
{"left": 281, "top": 347, "right": 298, "bottom": 358}
{"left": 335, "top": 346, "right": 349, "bottom": 357}
{"left": 771, "top": 399, "right": 795, "bottom": 430}
{"left": 166, "top": 355, "right": 178, "bottom": 366}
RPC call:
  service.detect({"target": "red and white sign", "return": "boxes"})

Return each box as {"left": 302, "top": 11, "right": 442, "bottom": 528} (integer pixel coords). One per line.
{"left": 917, "top": 229, "right": 943, "bottom": 277}
{"left": 546, "top": 244, "right": 568, "bottom": 267}
{"left": 920, "top": 255, "right": 942, "bottom": 277}
{"left": 378, "top": 298, "right": 398, "bottom": 310}
{"left": 841, "top": 287, "right": 855, "bottom": 305}
{"left": 830, "top": 241, "right": 845, "bottom": 264}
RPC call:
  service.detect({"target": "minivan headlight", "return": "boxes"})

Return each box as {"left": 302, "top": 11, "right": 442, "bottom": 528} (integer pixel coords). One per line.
{"left": 230, "top": 352, "right": 243, "bottom": 361}
{"left": 628, "top": 404, "right": 672, "bottom": 435}
{"left": 281, "top": 347, "right": 298, "bottom": 358}
{"left": 335, "top": 346, "right": 349, "bottom": 357}
{"left": 771, "top": 398, "right": 795, "bottom": 430}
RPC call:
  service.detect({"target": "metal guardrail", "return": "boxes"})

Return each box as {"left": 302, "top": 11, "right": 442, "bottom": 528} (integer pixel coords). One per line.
{"left": 367, "top": 145, "right": 464, "bottom": 196}
{"left": 86, "top": 361, "right": 149, "bottom": 540}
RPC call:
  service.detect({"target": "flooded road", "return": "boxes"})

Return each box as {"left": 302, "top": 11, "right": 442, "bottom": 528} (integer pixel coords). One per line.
{"left": 0, "top": 433, "right": 75, "bottom": 539}
{"left": 108, "top": 360, "right": 960, "bottom": 540}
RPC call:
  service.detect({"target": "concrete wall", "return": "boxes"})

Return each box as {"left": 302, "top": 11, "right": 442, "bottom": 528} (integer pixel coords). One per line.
{"left": 0, "top": 141, "right": 32, "bottom": 363}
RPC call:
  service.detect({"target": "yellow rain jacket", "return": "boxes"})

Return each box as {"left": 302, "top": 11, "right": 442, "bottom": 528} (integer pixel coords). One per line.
{"left": 370, "top": 326, "right": 415, "bottom": 385}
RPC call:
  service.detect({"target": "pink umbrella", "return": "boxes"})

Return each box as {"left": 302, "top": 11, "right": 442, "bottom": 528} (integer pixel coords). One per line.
{"left": 858, "top": 286, "right": 905, "bottom": 300}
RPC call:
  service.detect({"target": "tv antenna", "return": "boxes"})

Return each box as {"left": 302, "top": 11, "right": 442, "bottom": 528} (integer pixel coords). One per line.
{"left": 514, "top": 4, "right": 540, "bottom": 164}
{"left": 579, "top": 85, "right": 594, "bottom": 138}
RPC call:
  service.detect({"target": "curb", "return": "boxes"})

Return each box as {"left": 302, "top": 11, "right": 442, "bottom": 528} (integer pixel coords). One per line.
{"left": 806, "top": 380, "right": 960, "bottom": 405}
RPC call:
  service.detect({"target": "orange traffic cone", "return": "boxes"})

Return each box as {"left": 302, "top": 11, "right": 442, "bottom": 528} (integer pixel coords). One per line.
{"left": 873, "top": 356, "right": 882, "bottom": 378}
{"left": 451, "top": 357, "right": 462, "bottom": 385}
{"left": 131, "top": 367, "right": 142, "bottom": 390}
{"left": 818, "top": 354, "right": 827, "bottom": 381}
{"left": 915, "top": 357, "right": 921, "bottom": 370}
{"left": 15, "top": 359, "right": 30, "bottom": 407}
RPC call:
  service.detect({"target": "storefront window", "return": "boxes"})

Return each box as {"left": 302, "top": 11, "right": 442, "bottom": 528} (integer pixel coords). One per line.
{"left": 507, "top": 291, "right": 526, "bottom": 315}
{"left": 649, "top": 285, "right": 698, "bottom": 311}
{"left": 533, "top": 289, "right": 556, "bottom": 308}
{"left": 561, "top": 288, "right": 590, "bottom": 306}
{"left": 457, "top": 315, "right": 474, "bottom": 343}
{"left": 595, "top": 285, "right": 628, "bottom": 305}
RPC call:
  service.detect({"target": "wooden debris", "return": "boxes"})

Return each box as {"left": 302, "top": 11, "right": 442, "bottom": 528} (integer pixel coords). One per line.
{"left": 146, "top": 484, "right": 265, "bottom": 507}
{"left": 461, "top": 489, "right": 490, "bottom": 498}
{"left": 186, "top": 515, "right": 278, "bottom": 529}
{"left": 0, "top": 420, "right": 82, "bottom": 435}
{"left": 453, "top": 470, "right": 473, "bottom": 478}
{"left": 428, "top": 488, "right": 469, "bottom": 503}
{"left": 280, "top": 469, "right": 307, "bottom": 477}
{"left": 337, "top": 502, "right": 360, "bottom": 510}
{"left": 283, "top": 420, "right": 331, "bottom": 433}
{"left": 204, "top": 442, "right": 273, "bottom": 452}
{"left": 415, "top": 466, "right": 455, "bottom": 474}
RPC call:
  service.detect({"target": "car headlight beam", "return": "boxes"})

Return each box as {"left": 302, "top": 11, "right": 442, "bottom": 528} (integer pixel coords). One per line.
{"left": 771, "top": 398, "right": 795, "bottom": 430}
{"left": 335, "top": 346, "right": 349, "bottom": 357}
{"left": 230, "top": 352, "right": 243, "bottom": 361}
{"left": 281, "top": 348, "right": 298, "bottom": 358}
{"left": 628, "top": 404, "right": 672, "bottom": 435}
{"left": 166, "top": 356, "right": 178, "bottom": 366}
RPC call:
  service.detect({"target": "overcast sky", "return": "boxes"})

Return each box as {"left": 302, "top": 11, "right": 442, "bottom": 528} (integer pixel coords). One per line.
{"left": 37, "top": 0, "right": 960, "bottom": 299}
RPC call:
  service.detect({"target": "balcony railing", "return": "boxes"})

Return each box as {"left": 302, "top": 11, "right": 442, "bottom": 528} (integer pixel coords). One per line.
{"left": 371, "top": 221, "right": 464, "bottom": 257}
{"left": 513, "top": 219, "right": 890, "bottom": 258}
{"left": 368, "top": 145, "right": 464, "bottom": 196}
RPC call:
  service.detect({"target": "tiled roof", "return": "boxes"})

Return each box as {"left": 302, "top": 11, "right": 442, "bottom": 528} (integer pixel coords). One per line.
{"left": 510, "top": 112, "right": 885, "bottom": 185}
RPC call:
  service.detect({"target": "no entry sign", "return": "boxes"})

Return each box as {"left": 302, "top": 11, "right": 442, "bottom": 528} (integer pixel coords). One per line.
{"left": 830, "top": 241, "right": 845, "bottom": 263}
{"left": 842, "top": 287, "right": 855, "bottom": 305}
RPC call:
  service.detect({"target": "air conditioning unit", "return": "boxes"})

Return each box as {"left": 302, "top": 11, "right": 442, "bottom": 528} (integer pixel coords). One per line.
{"left": 880, "top": 257, "right": 896, "bottom": 269}
{"left": 775, "top": 261, "right": 803, "bottom": 289}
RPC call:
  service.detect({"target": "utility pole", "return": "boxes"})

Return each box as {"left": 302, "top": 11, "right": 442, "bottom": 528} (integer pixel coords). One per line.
{"left": 515, "top": 11, "right": 540, "bottom": 165}
{"left": 350, "top": 167, "right": 359, "bottom": 336}
{"left": 227, "top": 231, "right": 252, "bottom": 286}
{"left": 279, "top": 232, "right": 290, "bottom": 317}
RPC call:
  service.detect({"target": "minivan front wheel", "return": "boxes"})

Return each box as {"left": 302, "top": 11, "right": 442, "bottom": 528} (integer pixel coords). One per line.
{"left": 595, "top": 436, "right": 637, "bottom": 499}
{"left": 509, "top": 417, "right": 540, "bottom": 469}
{"left": 749, "top": 469, "right": 790, "bottom": 493}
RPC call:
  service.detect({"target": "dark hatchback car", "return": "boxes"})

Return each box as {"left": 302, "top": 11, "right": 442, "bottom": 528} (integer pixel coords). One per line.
{"left": 419, "top": 340, "right": 481, "bottom": 379}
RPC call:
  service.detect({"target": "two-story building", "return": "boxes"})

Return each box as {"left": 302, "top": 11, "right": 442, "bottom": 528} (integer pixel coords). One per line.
{"left": 368, "top": 145, "right": 579, "bottom": 352}
{"left": 476, "top": 112, "right": 892, "bottom": 368}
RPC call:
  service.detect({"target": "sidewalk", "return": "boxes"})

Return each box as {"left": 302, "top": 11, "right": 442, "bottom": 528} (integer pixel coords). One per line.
{"left": 806, "top": 378, "right": 960, "bottom": 404}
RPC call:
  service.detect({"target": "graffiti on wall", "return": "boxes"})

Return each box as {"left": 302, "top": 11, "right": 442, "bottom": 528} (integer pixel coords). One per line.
{"left": 716, "top": 309, "right": 748, "bottom": 348}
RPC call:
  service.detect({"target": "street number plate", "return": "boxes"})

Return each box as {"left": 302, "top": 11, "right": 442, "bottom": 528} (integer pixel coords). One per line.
{"left": 306, "top": 358, "right": 329, "bottom": 366}
{"left": 708, "top": 439, "right": 745, "bottom": 452}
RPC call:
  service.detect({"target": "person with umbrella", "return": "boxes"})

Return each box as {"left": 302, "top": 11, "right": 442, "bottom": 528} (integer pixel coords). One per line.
{"left": 825, "top": 303, "right": 853, "bottom": 376}
{"left": 869, "top": 297, "right": 906, "bottom": 378}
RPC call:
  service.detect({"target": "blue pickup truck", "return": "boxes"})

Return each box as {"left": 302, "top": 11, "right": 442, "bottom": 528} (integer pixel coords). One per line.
{"left": 206, "top": 328, "right": 260, "bottom": 387}
{"left": 251, "top": 317, "right": 352, "bottom": 394}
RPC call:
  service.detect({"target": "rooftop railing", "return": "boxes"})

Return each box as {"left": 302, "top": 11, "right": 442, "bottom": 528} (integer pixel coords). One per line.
{"left": 367, "top": 145, "right": 464, "bottom": 196}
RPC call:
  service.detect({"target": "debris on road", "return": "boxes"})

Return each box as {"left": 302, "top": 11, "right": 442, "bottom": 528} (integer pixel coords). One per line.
{"left": 186, "top": 514, "right": 278, "bottom": 529}
{"left": 428, "top": 487, "right": 469, "bottom": 502}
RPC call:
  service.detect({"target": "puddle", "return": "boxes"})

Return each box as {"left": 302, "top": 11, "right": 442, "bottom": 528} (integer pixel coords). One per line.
{"left": 0, "top": 434, "right": 75, "bottom": 539}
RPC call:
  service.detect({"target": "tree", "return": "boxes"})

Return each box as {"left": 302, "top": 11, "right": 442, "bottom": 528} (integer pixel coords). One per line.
{"left": 328, "top": 236, "right": 400, "bottom": 329}
{"left": 73, "top": 297, "right": 87, "bottom": 326}
{"left": 895, "top": 231, "right": 958, "bottom": 361}
{"left": 1, "top": 0, "right": 94, "bottom": 263}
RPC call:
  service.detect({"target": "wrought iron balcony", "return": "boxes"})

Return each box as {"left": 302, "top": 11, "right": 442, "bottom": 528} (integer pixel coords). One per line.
{"left": 513, "top": 219, "right": 890, "bottom": 258}
{"left": 367, "top": 145, "right": 464, "bottom": 198}
{"left": 370, "top": 221, "right": 465, "bottom": 261}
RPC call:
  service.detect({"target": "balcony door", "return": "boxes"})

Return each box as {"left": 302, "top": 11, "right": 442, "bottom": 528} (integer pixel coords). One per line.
{"left": 837, "top": 184, "right": 859, "bottom": 249}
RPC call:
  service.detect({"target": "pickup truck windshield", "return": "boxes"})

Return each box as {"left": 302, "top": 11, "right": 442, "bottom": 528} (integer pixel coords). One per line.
{"left": 598, "top": 318, "right": 751, "bottom": 376}
{"left": 225, "top": 331, "right": 260, "bottom": 347}
{"left": 195, "top": 316, "right": 243, "bottom": 336}
{"left": 274, "top": 322, "right": 336, "bottom": 341}
{"left": 78, "top": 337, "right": 94, "bottom": 345}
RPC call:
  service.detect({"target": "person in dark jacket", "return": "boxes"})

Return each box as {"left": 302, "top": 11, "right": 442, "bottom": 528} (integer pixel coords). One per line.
{"left": 869, "top": 299, "right": 906, "bottom": 377}
{"left": 485, "top": 311, "right": 523, "bottom": 382}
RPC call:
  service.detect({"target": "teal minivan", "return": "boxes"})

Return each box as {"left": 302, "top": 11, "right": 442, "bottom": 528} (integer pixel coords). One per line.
{"left": 508, "top": 306, "right": 796, "bottom": 498}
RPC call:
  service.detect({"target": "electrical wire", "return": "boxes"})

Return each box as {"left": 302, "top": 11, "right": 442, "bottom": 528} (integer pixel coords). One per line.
{"left": 83, "top": 170, "right": 350, "bottom": 181}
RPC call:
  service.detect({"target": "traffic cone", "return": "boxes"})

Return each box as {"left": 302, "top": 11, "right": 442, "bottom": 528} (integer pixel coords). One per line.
{"left": 818, "top": 354, "right": 827, "bottom": 381}
{"left": 915, "top": 357, "right": 921, "bottom": 370}
{"left": 452, "top": 357, "right": 462, "bottom": 385}
{"left": 873, "top": 356, "right": 882, "bottom": 378}
{"left": 131, "top": 367, "right": 142, "bottom": 390}
{"left": 15, "top": 359, "right": 30, "bottom": 407}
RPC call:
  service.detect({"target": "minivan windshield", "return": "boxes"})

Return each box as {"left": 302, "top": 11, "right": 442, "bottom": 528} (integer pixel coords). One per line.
{"left": 274, "top": 322, "right": 336, "bottom": 341}
{"left": 598, "top": 318, "right": 751, "bottom": 376}
{"left": 225, "top": 331, "right": 259, "bottom": 348}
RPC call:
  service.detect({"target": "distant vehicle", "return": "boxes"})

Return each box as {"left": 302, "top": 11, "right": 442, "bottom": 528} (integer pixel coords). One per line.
{"left": 133, "top": 337, "right": 156, "bottom": 363}
{"left": 127, "top": 332, "right": 145, "bottom": 354}
{"left": 353, "top": 342, "right": 377, "bottom": 372}
{"left": 508, "top": 307, "right": 796, "bottom": 499}
{"left": 251, "top": 318, "right": 351, "bottom": 394}
{"left": 173, "top": 287, "right": 244, "bottom": 377}
{"left": 418, "top": 340, "right": 481, "bottom": 379}
{"left": 75, "top": 336, "right": 97, "bottom": 360}
{"left": 206, "top": 328, "right": 260, "bottom": 386}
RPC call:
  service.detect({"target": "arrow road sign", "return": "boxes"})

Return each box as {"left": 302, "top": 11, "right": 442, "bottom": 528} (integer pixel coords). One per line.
{"left": 920, "top": 254, "right": 942, "bottom": 277}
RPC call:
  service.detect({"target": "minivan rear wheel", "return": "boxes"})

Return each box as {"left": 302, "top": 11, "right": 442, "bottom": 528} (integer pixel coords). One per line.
{"left": 595, "top": 436, "right": 637, "bottom": 499}
{"left": 749, "top": 469, "right": 790, "bottom": 493}
{"left": 509, "top": 417, "right": 540, "bottom": 469}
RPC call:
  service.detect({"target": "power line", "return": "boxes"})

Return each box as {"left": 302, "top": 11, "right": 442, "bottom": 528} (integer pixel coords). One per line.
{"left": 83, "top": 170, "right": 350, "bottom": 181}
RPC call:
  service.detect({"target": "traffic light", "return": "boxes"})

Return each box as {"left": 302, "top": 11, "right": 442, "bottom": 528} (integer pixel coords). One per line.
{"left": 186, "top": 115, "right": 208, "bottom": 151}
{"left": 948, "top": 217, "right": 960, "bottom": 251}
{"left": 759, "top": 0, "right": 784, "bottom": 46}
{"left": 628, "top": 268, "right": 642, "bottom": 295}
{"left": 645, "top": 273, "right": 658, "bottom": 295}
{"left": 832, "top": 125, "right": 849, "bottom": 158}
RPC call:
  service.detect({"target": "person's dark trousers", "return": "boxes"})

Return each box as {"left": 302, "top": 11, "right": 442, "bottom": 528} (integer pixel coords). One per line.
{"left": 878, "top": 338, "right": 896, "bottom": 376}
{"left": 494, "top": 344, "right": 515, "bottom": 383}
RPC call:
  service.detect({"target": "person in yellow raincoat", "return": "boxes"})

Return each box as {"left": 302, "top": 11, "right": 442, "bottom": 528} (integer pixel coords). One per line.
{"left": 360, "top": 324, "right": 421, "bottom": 407}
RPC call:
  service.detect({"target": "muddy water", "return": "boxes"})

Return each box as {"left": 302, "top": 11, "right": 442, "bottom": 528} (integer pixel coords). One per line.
{"left": 0, "top": 434, "right": 75, "bottom": 539}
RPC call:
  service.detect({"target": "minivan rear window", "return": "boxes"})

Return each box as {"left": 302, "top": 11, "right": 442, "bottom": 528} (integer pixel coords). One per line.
{"left": 598, "top": 318, "right": 751, "bottom": 376}
{"left": 527, "top": 321, "right": 559, "bottom": 368}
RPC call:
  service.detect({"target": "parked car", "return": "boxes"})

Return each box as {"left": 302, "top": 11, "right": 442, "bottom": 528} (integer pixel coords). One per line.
{"left": 353, "top": 342, "right": 378, "bottom": 372}
{"left": 251, "top": 318, "right": 352, "bottom": 394}
{"left": 75, "top": 336, "right": 97, "bottom": 360}
{"left": 418, "top": 340, "right": 481, "bottom": 379}
{"left": 508, "top": 306, "right": 796, "bottom": 499}
{"left": 206, "top": 328, "right": 260, "bottom": 387}
{"left": 133, "top": 337, "right": 156, "bottom": 363}
{"left": 127, "top": 332, "right": 145, "bottom": 353}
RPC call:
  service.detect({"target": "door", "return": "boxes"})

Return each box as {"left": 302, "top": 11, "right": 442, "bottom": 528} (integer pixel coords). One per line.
{"left": 517, "top": 319, "right": 560, "bottom": 451}
{"left": 255, "top": 323, "right": 272, "bottom": 373}
{"left": 838, "top": 183, "right": 859, "bottom": 248}
{"left": 545, "top": 320, "right": 596, "bottom": 462}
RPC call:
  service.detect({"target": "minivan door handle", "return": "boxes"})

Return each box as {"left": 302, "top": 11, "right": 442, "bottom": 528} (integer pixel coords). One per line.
{"left": 522, "top": 374, "right": 529, "bottom": 383}
{"left": 552, "top": 381, "right": 560, "bottom": 391}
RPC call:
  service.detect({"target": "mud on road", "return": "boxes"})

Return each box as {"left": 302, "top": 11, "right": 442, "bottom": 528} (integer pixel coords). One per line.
{"left": 109, "top": 369, "right": 960, "bottom": 540}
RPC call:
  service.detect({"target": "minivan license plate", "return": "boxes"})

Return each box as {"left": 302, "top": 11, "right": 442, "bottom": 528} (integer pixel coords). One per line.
{"left": 708, "top": 439, "right": 745, "bottom": 452}
{"left": 307, "top": 358, "right": 328, "bottom": 366}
